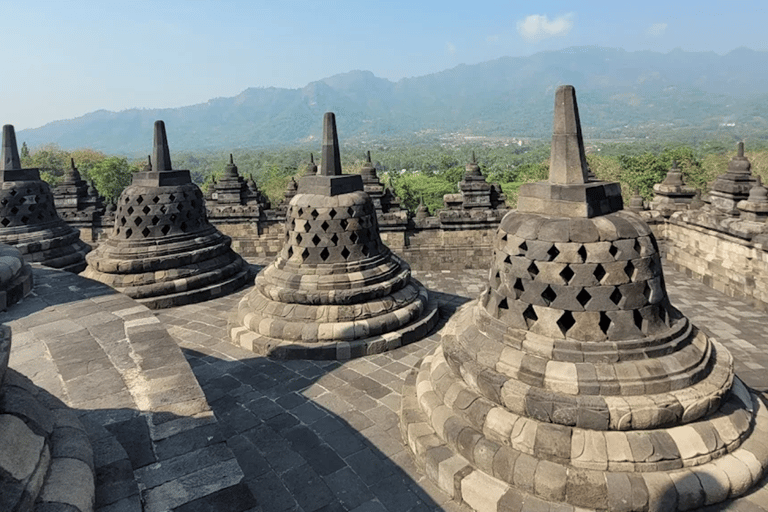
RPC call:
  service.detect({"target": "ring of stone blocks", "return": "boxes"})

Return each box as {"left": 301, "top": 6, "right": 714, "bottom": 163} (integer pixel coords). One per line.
{"left": 255, "top": 260, "right": 411, "bottom": 305}
{"left": 0, "top": 256, "right": 32, "bottom": 311}
{"left": 85, "top": 231, "right": 233, "bottom": 272}
{"left": 282, "top": 203, "right": 383, "bottom": 265}
{"left": 113, "top": 184, "right": 207, "bottom": 241}
{"left": 472, "top": 300, "right": 693, "bottom": 362}
{"left": 133, "top": 265, "right": 252, "bottom": 309}
{"left": 0, "top": 181, "right": 60, "bottom": 228}
{"left": 231, "top": 287, "right": 439, "bottom": 359}
{"left": 417, "top": 347, "right": 755, "bottom": 473}
{"left": 273, "top": 247, "right": 402, "bottom": 276}
{"left": 402, "top": 355, "right": 768, "bottom": 511}
{"left": 440, "top": 304, "right": 733, "bottom": 430}
{"left": 0, "top": 367, "right": 95, "bottom": 512}
{"left": 84, "top": 254, "right": 245, "bottom": 297}
{"left": 236, "top": 282, "right": 428, "bottom": 343}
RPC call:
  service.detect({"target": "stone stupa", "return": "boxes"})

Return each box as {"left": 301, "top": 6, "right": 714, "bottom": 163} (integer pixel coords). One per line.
{"left": 230, "top": 112, "right": 438, "bottom": 359}
{"left": 651, "top": 161, "right": 696, "bottom": 217}
{"left": 0, "top": 125, "right": 90, "bottom": 272}
{"left": 709, "top": 142, "right": 757, "bottom": 213}
{"left": 82, "top": 121, "right": 251, "bottom": 308}
{"left": 401, "top": 86, "right": 768, "bottom": 511}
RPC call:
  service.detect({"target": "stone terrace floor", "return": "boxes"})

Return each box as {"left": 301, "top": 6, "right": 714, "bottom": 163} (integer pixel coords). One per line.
{"left": 5, "top": 257, "right": 768, "bottom": 511}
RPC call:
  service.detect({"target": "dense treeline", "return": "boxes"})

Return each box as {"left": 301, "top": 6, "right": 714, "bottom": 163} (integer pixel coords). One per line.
{"left": 20, "top": 139, "right": 768, "bottom": 214}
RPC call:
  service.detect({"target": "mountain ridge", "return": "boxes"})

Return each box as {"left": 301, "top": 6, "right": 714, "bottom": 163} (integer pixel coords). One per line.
{"left": 17, "top": 46, "right": 768, "bottom": 155}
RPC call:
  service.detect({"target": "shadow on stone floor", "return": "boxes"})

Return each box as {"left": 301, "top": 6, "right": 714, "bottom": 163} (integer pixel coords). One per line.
{"left": 178, "top": 344, "right": 450, "bottom": 512}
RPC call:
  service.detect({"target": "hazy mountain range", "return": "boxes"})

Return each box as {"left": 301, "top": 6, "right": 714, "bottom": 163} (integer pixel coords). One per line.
{"left": 17, "top": 46, "right": 768, "bottom": 155}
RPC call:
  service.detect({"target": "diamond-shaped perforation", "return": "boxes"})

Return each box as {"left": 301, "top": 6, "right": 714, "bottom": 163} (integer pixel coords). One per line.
{"left": 609, "top": 244, "right": 618, "bottom": 259}
{"left": 125, "top": 228, "right": 133, "bottom": 238}
{"left": 168, "top": 194, "right": 176, "bottom": 202}
{"left": 133, "top": 217, "right": 142, "bottom": 226}
{"left": 330, "top": 234, "right": 339, "bottom": 245}
{"left": 527, "top": 262, "right": 539, "bottom": 279}
{"left": 320, "top": 247, "right": 330, "bottom": 261}
{"left": 295, "top": 233, "right": 304, "bottom": 245}
{"left": 633, "top": 309, "right": 644, "bottom": 332}
{"left": 302, "top": 222, "right": 311, "bottom": 233}
{"left": 311, "top": 209, "right": 320, "bottom": 220}
{"left": 136, "top": 195, "right": 144, "bottom": 205}
{"left": 576, "top": 289, "right": 591, "bottom": 307}
{"left": 321, "top": 221, "right": 330, "bottom": 231}
{"left": 350, "top": 232, "right": 358, "bottom": 244}
{"left": 10, "top": 207, "right": 18, "bottom": 215}
{"left": 311, "top": 234, "right": 322, "bottom": 246}
{"left": 599, "top": 312, "right": 611, "bottom": 335}
{"left": 161, "top": 225, "right": 171, "bottom": 235}
{"left": 594, "top": 264, "right": 606, "bottom": 282}
{"left": 287, "top": 246, "right": 294, "bottom": 258}
{"left": 341, "top": 247, "right": 351, "bottom": 259}
{"left": 557, "top": 311, "right": 576, "bottom": 336}
{"left": 547, "top": 245, "right": 560, "bottom": 261}
{"left": 625, "top": 261, "right": 635, "bottom": 280}
{"left": 610, "top": 287, "right": 622, "bottom": 306}
{"left": 347, "top": 207, "right": 354, "bottom": 217}
{"left": 519, "top": 241, "right": 528, "bottom": 254}
{"left": 340, "top": 219, "right": 348, "bottom": 230}
{"left": 497, "top": 298, "right": 509, "bottom": 317}
{"left": 642, "top": 282, "right": 652, "bottom": 302}
{"left": 152, "top": 196, "right": 160, "bottom": 203}
{"left": 141, "top": 227, "right": 151, "bottom": 238}
{"left": 513, "top": 278, "right": 524, "bottom": 298}
{"left": 1, "top": 218, "right": 9, "bottom": 227}
{"left": 329, "top": 208, "right": 337, "bottom": 219}
{"left": 301, "top": 248, "right": 310, "bottom": 261}
{"left": 126, "top": 206, "right": 134, "bottom": 215}
{"left": 541, "top": 285, "right": 557, "bottom": 306}
{"left": 142, "top": 205, "right": 151, "bottom": 214}
{"left": 577, "top": 246, "right": 587, "bottom": 262}
{"left": 523, "top": 304, "right": 538, "bottom": 328}
{"left": 361, "top": 245, "right": 369, "bottom": 257}
{"left": 560, "top": 265, "right": 575, "bottom": 284}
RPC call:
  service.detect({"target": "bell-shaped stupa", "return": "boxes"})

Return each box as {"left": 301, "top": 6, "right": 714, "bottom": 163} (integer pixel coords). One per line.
{"left": 401, "top": 86, "right": 768, "bottom": 512}
{"left": 0, "top": 125, "right": 90, "bottom": 272}
{"left": 82, "top": 121, "right": 251, "bottom": 308}
{"left": 230, "top": 112, "right": 438, "bottom": 359}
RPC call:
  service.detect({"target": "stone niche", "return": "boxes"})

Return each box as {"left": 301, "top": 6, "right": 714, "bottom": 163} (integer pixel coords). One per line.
{"left": 400, "top": 85, "right": 768, "bottom": 512}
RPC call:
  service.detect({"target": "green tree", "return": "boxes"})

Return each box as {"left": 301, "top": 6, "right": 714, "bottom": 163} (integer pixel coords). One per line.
{"left": 89, "top": 157, "right": 137, "bottom": 203}
{"left": 29, "top": 144, "right": 70, "bottom": 187}
{"left": 20, "top": 142, "right": 29, "bottom": 159}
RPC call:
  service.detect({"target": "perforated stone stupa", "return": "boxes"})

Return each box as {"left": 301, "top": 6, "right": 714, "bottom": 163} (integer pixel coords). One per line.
{"left": 709, "top": 142, "right": 757, "bottom": 213}
{"left": 0, "top": 125, "right": 91, "bottom": 272}
{"left": 401, "top": 86, "right": 768, "bottom": 511}
{"left": 230, "top": 112, "right": 438, "bottom": 359}
{"left": 82, "top": 121, "right": 250, "bottom": 308}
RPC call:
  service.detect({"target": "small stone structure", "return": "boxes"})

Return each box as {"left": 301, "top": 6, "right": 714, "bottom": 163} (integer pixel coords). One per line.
{"left": 230, "top": 112, "right": 438, "bottom": 359}
{"left": 708, "top": 142, "right": 757, "bottom": 213}
{"left": 401, "top": 85, "right": 768, "bottom": 511}
{"left": 0, "top": 125, "right": 91, "bottom": 272}
{"left": 207, "top": 155, "right": 270, "bottom": 224}
{"left": 439, "top": 154, "right": 508, "bottom": 229}
{"left": 82, "top": 121, "right": 251, "bottom": 308}
{"left": 650, "top": 161, "right": 696, "bottom": 217}
{"left": 53, "top": 158, "right": 105, "bottom": 221}
{"left": 360, "top": 151, "right": 408, "bottom": 232}
{"left": 737, "top": 177, "right": 768, "bottom": 223}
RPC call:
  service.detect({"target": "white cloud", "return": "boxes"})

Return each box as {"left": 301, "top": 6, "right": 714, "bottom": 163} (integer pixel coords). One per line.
{"left": 446, "top": 42, "right": 456, "bottom": 54}
{"left": 517, "top": 13, "right": 574, "bottom": 42}
{"left": 647, "top": 23, "right": 667, "bottom": 37}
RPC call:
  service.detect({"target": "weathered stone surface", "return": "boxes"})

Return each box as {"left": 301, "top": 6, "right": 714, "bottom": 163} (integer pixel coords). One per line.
{"left": 0, "top": 125, "right": 90, "bottom": 272}
{"left": 230, "top": 113, "right": 437, "bottom": 359}
{"left": 82, "top": 121, "right": 251, "bottom": 309}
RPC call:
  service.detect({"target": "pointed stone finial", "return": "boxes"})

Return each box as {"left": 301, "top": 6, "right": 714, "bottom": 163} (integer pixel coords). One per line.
{"left": 152, "top": 120, "right": 173, "bottom": 172}
{"left": 143, "top": 155, "right": 152, "bottom": 173}
{"left": 1, "top": 125, "right": 21, "bottom": 171}
{"left": 738, "top": 142, "right": 745, "bottom": 158}
{"left": 223, "top": 153, "right": 239, "bottom": 179}
{"left": 472, "top": 151, "right": 476, "bottom": 163}
{"left": 230, "top": 154, "right": 234, "bottom": 164}
{"left": 70, "top": 158, "right": 76, "bottom": 170}
{"left": 320, "top": 112, "right": 342, "bottom": 176}
{"left": 549, "top": 85, "right": 589, "bottom": 185}
{"left": 366, "top": 150, "right": 372, "bottom": 163}
{"left": 305, "top": 153, "right": 318, "bottom": 176}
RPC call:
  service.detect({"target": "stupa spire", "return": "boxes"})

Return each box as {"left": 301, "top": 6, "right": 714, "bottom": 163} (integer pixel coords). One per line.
{"left": 152, "top": 120, "right": 173, "bottom": 172}
{"left": 320, "top": 112, "right": 342, "bottom": 176}
{"left": 1, "top": 125, "right": 21, "bottom": 171}
{"left": 549, "top": 85, "right": 589, "bottom": 184}
{"left": 305, "top": 153, "right": 317, "bottom": 176}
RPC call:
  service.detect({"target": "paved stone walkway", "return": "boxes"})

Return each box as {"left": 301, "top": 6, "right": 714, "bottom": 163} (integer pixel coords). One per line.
{"left": 2, "top": 259, "right": 768, "bottom": 511}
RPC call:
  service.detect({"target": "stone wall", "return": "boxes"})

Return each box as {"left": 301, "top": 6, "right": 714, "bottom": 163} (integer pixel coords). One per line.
{"left": 662, "top": 218, "right": 768, "bottom": 311}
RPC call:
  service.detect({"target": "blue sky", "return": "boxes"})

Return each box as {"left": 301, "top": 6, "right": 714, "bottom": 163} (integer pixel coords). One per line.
{"left": 4, "top": 0, "right": 767, "bottom": 130}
